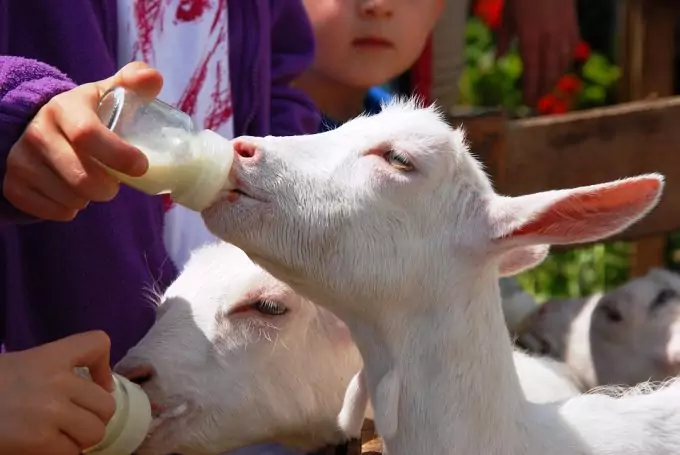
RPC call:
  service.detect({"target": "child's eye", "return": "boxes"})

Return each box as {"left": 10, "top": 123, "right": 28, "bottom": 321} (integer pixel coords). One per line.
{"left": 383, "top": 149, "right": 413, "bottom": 172}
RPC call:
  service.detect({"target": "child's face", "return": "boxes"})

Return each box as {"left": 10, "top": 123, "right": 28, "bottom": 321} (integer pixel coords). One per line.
{"left": 303, "top": 0, "right": 443, "bottom": 89}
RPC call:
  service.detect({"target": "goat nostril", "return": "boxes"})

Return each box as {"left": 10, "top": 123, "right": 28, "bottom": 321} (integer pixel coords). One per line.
{"left": 233, "top": 140, "right": 258, "bottom": 159}
{"left": 121, "top": 364, "right": 156, "bottom": 385}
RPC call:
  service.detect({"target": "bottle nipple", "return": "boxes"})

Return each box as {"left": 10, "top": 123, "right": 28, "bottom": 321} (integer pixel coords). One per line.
{"left": 83, "top": 373, "right": 152, "bottom": 455}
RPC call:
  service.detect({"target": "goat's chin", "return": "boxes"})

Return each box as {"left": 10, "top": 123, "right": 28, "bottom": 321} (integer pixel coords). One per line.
{"left": 136, "top": 405, "right": 198, "bottom": 455}
{"left": 201, "top": 197, "right": 272, "bottom": 244}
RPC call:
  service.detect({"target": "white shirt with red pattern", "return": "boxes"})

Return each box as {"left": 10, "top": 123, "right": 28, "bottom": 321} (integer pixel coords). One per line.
{"left": 117, "top": 0, "right": 233, "bottom": 269}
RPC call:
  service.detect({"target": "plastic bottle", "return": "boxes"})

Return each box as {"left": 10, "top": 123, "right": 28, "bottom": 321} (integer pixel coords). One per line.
{"left": 96, "top": 86, "right": 234, "bottom": 211}
{"left": 83, "top": 373, "right": 152, "bottom": 455}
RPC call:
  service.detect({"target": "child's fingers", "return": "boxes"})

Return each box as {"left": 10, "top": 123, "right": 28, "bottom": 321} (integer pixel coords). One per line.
{"left": 51, "top": 331, "right": 114, "bottom": 393}
{"left": 6, "top": 133, "right": 89, "bottom": 214}
{"left": 50, "top": 95, "right": 148, "bottom": 178}
{"left": 3, "top": 174, "right": 78, "bottom": 221}
{"left": 34, "top": 127, "right": 121, "bottom": 203}
{"left": 96, "top": 61, "right": 164, "bottom": 100}
{"left": 68, "top": 375, "right": 116, "bottom": 425}
{"left": 19, "top": 154, "right": 91, "bottom": 211}
{"left": 50, "top": 432, "right": 83, "bottom": 455}
{"left": 58, "top": 402, "right": 107, "bottom": 450}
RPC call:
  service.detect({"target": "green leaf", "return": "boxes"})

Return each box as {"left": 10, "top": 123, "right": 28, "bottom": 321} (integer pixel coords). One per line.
{"left": 580, "top": 84, "right": 606, "bottom": 104}
{"left": 457, "top": 68, "right": 478, "bottom": 105}
{"left": 465, "top": 17, "right": 494, "bottom": 50}
{"left": 497, "top": 52, "right": 523, "bottom": 81}
{"left": 581, "top": 53, "right": 621, "bottom": 87}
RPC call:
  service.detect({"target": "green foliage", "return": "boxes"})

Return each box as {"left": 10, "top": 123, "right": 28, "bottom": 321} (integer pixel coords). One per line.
{"left": 516, "top": 243, "right": 631, "bottom": 301}
{"left": 459, "top": 17, "right": 620, "bottom": 117}
{"left": 577, "top": 53, "right": 621, "bottom": 109}
{"left": 459, "top": 18, "right": 525, "bottom": 112}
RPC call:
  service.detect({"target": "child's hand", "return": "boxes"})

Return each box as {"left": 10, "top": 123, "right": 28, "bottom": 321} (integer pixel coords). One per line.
{"left": 0, "top": 331, "right": 117, "bottom": 455}
{"left": 496, "top": 0, "right": 580, "bottom": 107}
{"left": 4, "top": 61, "right": 164, "bottom": 221}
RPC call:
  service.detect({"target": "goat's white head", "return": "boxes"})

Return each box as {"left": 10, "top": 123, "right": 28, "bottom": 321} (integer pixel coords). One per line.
{"left": 114, "top": 243, "right": 360, "bottom": 455}
{"left": 519, "top": 268, "right": 680, "bottom": 388}
{"left": 203, "top": 99, "right": 664, "bottom": 325}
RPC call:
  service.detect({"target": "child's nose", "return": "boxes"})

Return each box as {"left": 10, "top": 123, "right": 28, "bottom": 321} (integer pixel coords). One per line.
{"left": 360, "top": 0, "right": 394, "bottom": 18}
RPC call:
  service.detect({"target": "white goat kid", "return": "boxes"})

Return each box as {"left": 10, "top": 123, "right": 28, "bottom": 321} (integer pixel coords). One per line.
{"left": 116, "top": 241, "right": 578, "bottom": 455}
{"left": 116, "top": 242, "right": 361, "bottom": 455}
{"left": 517, "top": 268, "right": 680, "bottom": 389}
{"left": 201, "top": 98, "right": 674, "bottom": 455}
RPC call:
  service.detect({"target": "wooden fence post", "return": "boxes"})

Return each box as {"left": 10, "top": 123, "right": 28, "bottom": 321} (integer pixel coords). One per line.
{"left": 617, "top": 0, "right": 679, "bottom": 277}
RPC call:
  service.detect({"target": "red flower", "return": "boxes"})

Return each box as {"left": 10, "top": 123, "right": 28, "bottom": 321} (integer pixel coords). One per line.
{"left": 474, "top": 0, "right": 504, "bottom": 30}
{"left": 573, "top": 40, "right": 591, "bottom": 62}
{"left": 556, "top": 74, "right": 582, "bottom": 95}
{"left": 537, "top": 93, "right": 571, "bottom": 115}
{"left": 551, "top": 99, "right": 569, "bottom": 114}
{"left": 537, "top": 94, "right": 558, "bottom": 115}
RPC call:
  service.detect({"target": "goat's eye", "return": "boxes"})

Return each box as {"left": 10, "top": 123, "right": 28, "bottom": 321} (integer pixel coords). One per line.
{"left": 538, "top": 338, "right": 553, "bottom": 356}
{"left": 383, "top": 149, "right": 413, "bottom": 172}
{"left": 649, "top": 289, "right": 677, "bottom": 312}
{"left": 252, "top": 299, "right": 288, "bottom": 316}
{"left": 599, "top": 302, "right": 623, "bottom": 323}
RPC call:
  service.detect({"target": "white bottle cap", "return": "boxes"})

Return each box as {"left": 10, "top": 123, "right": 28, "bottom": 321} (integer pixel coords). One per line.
{"left": 83, "top": 373, "right": 152, "bottom": 455}
{"left": 172, "top": 129, "right": 235, "bottom": 211}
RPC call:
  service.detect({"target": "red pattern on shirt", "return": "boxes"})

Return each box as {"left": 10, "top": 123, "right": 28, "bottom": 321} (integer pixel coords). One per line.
{"left": 132, "top": 0, "right": 233, "bottom": 132}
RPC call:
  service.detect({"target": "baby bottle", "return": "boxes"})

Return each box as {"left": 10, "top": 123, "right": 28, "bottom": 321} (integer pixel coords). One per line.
{"left": 83, "top": 373, "right": 153, "bottom": 455}
{"left": 96, "top": 86, "right": 234, "bottom": 211}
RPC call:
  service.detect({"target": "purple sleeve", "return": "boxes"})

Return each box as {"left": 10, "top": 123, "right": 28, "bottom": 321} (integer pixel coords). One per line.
{"left": 0, "top": 56, "right": 76, "bottom": 223}
{"left": 268, "top": 0, "right": 321, "bottom": 136}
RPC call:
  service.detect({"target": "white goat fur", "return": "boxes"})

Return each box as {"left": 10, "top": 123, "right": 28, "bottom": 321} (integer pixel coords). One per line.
{"left": 201, "top": 97, "right": 679, "bottom": 455}
{"left": 117, "top": 241, "right": 579, "bottom": 455}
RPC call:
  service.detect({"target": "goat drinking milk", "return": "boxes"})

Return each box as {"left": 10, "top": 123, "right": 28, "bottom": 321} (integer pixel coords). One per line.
{"left": 200, "top": 98, "right": 680, "bottom": 454}
{"left": 115, "top": 242, "right": 361, "bottom": 455}
{"left": 116, "top": 242, "right": 578, "bottom": 455}
{"left": 517, "top": 268, "right": 680, "bottom": 389}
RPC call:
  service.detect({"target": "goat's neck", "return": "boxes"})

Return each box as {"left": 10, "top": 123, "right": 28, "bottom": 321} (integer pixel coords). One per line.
{"left": 345, "top": 267, "right": 535, "bottom": 454}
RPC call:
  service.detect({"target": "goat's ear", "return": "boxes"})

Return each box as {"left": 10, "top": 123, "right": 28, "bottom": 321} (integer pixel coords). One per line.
{"left": 498, "top": 245, "right": 550, "bottom": 276}
{"left": 488, "top": 174, "right": 663, "bottom": 253}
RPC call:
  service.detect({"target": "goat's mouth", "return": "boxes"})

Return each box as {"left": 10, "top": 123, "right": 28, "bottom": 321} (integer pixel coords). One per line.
{"left": 148, "top": 401, "right": 191, "bottom": 435}
{"left": 221, "top": 185, "right": 268, "bottom": 204}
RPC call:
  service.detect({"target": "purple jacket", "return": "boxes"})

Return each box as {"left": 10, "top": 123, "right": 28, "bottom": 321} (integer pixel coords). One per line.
{"left": 0, "top": 0, "right": 320, "bottom": 364}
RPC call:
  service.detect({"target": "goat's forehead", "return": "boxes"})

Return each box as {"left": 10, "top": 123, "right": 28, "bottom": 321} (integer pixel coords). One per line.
{"left": 341, "top": 108, "right": 456, "bottom": 148}
{"left": 616, "top": 276, "right": 671, "bottom": 301}
{"left": 645, "top": 268, "right": 680, "bottom": 290}
{"left": 165, "top": 246, "right": 268, "bottom": 301}
{"left": 271, "top": 105, "right": 458, "bottom": 156}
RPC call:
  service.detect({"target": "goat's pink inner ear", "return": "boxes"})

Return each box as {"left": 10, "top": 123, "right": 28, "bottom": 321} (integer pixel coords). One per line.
{"left": 498, "top": 175, "right": 663, "bottom": 247}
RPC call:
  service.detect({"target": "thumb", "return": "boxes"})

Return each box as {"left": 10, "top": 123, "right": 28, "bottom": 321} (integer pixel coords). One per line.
{"left": 96, "top": 61, "right": 164, "bottom": 99}
{"left": 49, "top": 331, "right": 114, "bottom": 392}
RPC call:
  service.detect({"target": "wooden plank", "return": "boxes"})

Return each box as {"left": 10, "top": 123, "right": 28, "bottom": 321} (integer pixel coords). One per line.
{"left": 360, "top": 420, "right": 382, "bottom": 454}
{"left": 449, "top": 106, "right": 509, "bottom": 190}
{"left": 617, "top": 0, "right": 677, "bottom": 102}
{"left": 448, "top": 97, "right": 680, "bottom": 245}
{"left": 617, "top": 0, "right": 679, "bottom": 275}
